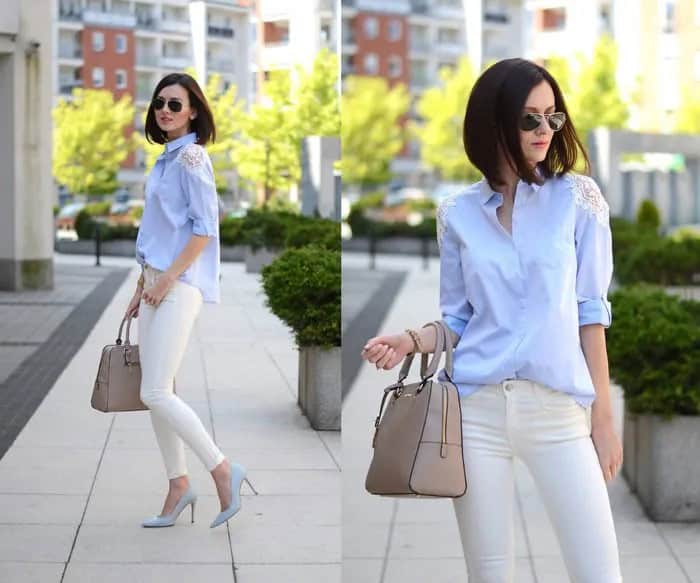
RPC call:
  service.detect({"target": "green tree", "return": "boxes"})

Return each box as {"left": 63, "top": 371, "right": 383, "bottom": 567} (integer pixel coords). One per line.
{"left": 294, "top": 47, "right": 340, "bottom": 137}
{"left": 675, "top": 84, "right": 700, "bottom": 134}
{"left": 568, "top": 34, "right": 629, "bottom": 146}
{"left": 231, "top": 70, "right": 301, "bottom": 203}
{"left": 53, "top": 88, "right": 136, "bottom": 197}
{"left": 410, "top": 57, "right": 481, "bottom": 182}
{"left": 341, "top": 75, "right": 409, "bottom": 188}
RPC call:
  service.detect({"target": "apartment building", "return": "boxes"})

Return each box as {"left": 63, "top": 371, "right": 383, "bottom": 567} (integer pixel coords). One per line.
{"left": 254, "top": 0, "right": 338, "bottom": 96}
{"left": 55, "top": 0, "right": 251, "bottom": 192}
{"left": 341, "top": 0, "right": 525, "bottom": 181}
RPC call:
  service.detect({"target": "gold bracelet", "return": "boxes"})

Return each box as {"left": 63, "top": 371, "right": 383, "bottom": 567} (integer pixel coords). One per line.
{"left": 405, "top": 329, "right": 424, "bottom": 353}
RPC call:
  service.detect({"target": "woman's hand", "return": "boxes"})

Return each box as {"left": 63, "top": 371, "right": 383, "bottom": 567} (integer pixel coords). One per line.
{"left": 125, "top": 289, "right": 143, "bottom": 319}
{"left": 142, "top": 273, "right": 176, "bottom": 308}
{"left": 591, "top": 420, "right": 623, "bottom": 484}
{"left": 361, "top": 332, "right": 414, "bottom": 371}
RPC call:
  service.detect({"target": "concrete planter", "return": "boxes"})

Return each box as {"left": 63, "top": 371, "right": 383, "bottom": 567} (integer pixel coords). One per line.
{"left": 298, "top": 346, "right": 340, "bottom": 431}
{"left": 624, "top": 405, "right": 700, "bottom": 521}
{"left": 220, "top": 244, "right": 246, "bottom": 262}
{"left": 342, "top": 236, "right": 439, "bottom": 257}
{"left": 245, "top": 246, "right": 281, "bottom": 273}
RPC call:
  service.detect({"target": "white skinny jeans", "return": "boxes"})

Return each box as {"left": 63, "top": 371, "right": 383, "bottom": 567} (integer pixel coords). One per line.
{"left": 453, "top": 379, "right": 623, "bottom": 583}
{"left": 138, "top": 264, "right": 225, "bottom": 479}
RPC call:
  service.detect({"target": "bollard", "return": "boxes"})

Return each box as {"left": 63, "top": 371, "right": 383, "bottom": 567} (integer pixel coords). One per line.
{"left": 95, "top": 221, "right": 102, "bottom": 266}
{"left": 368, "top": 230, "right": 376, "bottom": 270}
{"left": 421, "top": 235, "right": 429, "bottom": 271}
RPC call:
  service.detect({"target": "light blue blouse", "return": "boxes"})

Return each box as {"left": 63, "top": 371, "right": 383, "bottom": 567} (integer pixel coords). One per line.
{"left": 135, "top": 132, "right": 221, "bottom": 303}
{"left": 436, "top": 168, "right": 613, "bottom": 409}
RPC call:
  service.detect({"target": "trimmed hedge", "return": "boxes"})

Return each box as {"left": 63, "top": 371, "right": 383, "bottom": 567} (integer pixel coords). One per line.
{"left": 615, "top": 234, "right": 700, "bottom": 285}
{"left": 261, "top": 247, "right": 341, "bottom": 348}
{"left": 285, "top": 219, "right": 341, "bottom": 251}
{"left": 607, "top": 283, "right": 700, "bottom": 419}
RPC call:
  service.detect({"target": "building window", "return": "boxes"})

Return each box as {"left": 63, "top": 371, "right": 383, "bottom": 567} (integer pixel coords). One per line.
{"left": 92, "top": 31, "right": 104, "bottom": 52}
{"left": 541, "top": 8, "right": 566, "bottom": 31}
{"left": 364, "top": 16, "right": 378, "bottom": 39}
{"left": 437, "top": 28, "right": 459, "bottom": 45}
{"left": 92, "top": 67, "right": 104, "bottom": 87}
{"left": 388, "top": 55, "right": 402, "bottom": 78}
{"left": 661, "top": 0, "right": 676, "bottom": 33}
{"left": 388, "top": 19, "right": 402, "bottom": 41}
{"left": 115, "top": 34, "right": 127, "bottom": 54}
{"left": 364, "top": 53, "right": 379, "bottom": 75}
{"left": 116, "top": 69, "right": 127, "bottom": 89}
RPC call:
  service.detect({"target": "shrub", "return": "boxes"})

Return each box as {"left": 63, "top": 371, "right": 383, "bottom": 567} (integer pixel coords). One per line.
{"left": 606, "top": 283, "right": 700, "bottom": 419}
{"left": 261, "top": 247, "right": 340, "bottom": 348}
{"left": 130, "top": 206, "right": 144, "bottom": 220}
{"left": 219, "top": 216, "right": 246, "bottom": 246}
{"left": 285, "top": 219, "right": 341, "bottom": 251}
{"left": 636, "top": 199, "right": 661, "bottom": 232}
{"left": 615, "top": 235, "right": 700, "bottom": 285}
{"left": 242, "top": 208, "right": 310, "bottom": 251}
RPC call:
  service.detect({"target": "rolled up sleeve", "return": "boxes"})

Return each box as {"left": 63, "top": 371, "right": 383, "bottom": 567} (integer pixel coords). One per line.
{"left": 180, "top": 151, "right": 219, "bottom": 238}
{"left": 438, "top": 198, "right": 473, "bottom": 339}
{"left": 574, "top": 177, "right": 613, "bottom": 328}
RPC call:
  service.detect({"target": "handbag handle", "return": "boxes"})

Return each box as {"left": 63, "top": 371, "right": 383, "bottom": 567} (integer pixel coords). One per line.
{"left": 116, "top": 315, "right": 135, "bottom": 346}
{"left": 397, "top": 321, "right": 444, "bottom": 384}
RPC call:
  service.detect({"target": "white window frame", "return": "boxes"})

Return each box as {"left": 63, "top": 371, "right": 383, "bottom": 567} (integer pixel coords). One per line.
{"left": 364, "top": 16, "right": 378, "bottom": 40}
{"left": 364, "top": 53, "right": 379, "bottom": 75}
{"left": 388, "top": 19, "right": 402, "bottom": 42}
{"left": 388, "top": 55, "right": 402, "bottom": 78}
{"left": 92, "top": 31, "right": 104, "bottom": 52}
{"left": 115, "top": 69, "right": 127, "bottom": 89}
{"left": 115, "top": 33, "right": 127, "bottom": 54}
{"left": 92, "top": 66, "right": 104, "bottom": 88}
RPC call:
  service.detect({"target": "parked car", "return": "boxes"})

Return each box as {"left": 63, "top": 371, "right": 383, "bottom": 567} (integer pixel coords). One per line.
{"left": 55, "top": 202, "right": 86, "bottom": 232}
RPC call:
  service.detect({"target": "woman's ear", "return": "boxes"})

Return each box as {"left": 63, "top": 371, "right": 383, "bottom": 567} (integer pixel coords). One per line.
{"left": 189, "top": 108, "right": 198, "bottom": 121}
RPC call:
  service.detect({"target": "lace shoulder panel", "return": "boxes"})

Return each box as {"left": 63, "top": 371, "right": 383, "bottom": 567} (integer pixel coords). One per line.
{"left": 176, "top": 143, "right": 207, "bottom": 171}
{"left": 436, "top": 192, "right": 462, "bottom": 250}
{"left": 566, "top": 174, "right": 610, "bottom": 226}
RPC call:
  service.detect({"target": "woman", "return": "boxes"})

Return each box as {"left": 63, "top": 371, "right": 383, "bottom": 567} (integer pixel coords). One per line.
{"left": 124, "top": 73, "right": 246, "bottom": 529}
{"left": 361, "top": 58, "right": 624, "bottom": 582}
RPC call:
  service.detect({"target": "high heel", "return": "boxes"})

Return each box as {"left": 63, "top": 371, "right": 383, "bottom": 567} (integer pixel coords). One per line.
{"left": 210, "top": 462, "right": 247, "bottom": 529}
{"left": 142, "top": 485, "right": 197, "bottom": 528}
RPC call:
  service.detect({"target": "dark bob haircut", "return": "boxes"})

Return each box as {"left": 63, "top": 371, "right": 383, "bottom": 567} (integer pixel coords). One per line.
{"left": 145, "top": 73, "right": 216, "bottom": 146}
{"left": 463, "top": 58, "right": 590, "bottom": 190}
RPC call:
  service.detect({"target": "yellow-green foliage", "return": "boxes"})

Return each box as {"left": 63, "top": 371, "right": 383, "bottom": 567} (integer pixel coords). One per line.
{"left": 53, "top": 88, "right": 136, "bottom": 196}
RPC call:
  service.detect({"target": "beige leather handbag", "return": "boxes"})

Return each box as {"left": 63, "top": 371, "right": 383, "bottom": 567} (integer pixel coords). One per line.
{"left": 365, "top": 320, "right": 467, "bottom": 498}
{"left": 91, "top": 315, "right": 176, "bottom": 412}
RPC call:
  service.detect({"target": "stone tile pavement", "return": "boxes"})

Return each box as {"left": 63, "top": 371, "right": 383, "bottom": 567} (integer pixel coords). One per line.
{"left": 342, "top": 251, "right": 700, "bottom": 583}
{"left": 0, "top": 254, "right": 340, "bottom": 583}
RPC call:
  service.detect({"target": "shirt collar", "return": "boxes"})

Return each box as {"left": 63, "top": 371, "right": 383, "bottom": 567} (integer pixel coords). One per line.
{"left": 164, "top": 132, "right": 197, "bottom": 153}
{"left": 479, "top": 164, "right": 544, "bottom": 205}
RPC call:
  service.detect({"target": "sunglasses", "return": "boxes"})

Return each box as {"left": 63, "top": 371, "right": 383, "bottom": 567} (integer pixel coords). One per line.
{"left": 520, "top": 112, "right": 566, "bottom": 132}
{"left": 152, "top": 97, "right": 183, "bottom": 113}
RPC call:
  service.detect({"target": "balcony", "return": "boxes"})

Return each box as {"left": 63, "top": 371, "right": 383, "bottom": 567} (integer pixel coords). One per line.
{"left": 409, "top": 39, "right": 431, "bottom": 53}
{"left": 136, "top": 85, "right": 153, "bottom": 103}
{"left": 208, "top": 25, "right": 235, "bottom": 39}
{"left": 208, "top": 58, "right": 235, "bottom": 73}
{"left": 484, "top": 11, "right": 509, "bottom": 24}
{"left": 136, "top": 53, "right": 159, "bottom": 67}
{"left": 83, "top": 10, "right": 136, "bottom": 28}
{"left": 58, "top": 6, "right": 83, "bottom": 22}
{"left": 58, "top": 44, "right": 82, "bottom": 59}
{"left": 59, "top": 79, "right": 83, "bottom": 96}
{"left": 161, "top": 55, "right": 190, "bottom": 69}
{"left": 160, "top": 19, "right": 190, "bottom": 34}
{"left": 135, "top": 14, "right": 157, "bottom": 30}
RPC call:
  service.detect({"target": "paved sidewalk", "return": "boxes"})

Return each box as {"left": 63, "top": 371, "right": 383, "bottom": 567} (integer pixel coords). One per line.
{"left": 342, "top": 251, "right": 700, "bottom": 583}
{"left": 0, "top": 255, "right": 340, "bottom": 583}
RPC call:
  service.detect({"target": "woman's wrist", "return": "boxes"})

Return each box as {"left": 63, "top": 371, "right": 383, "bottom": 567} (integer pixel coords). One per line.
{"left": 401, "top": 331, "right": 418, "bottom": 353}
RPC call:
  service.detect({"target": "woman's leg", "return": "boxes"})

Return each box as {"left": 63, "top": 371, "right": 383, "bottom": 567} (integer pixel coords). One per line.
{"left": 512, "top": 381, "right": 623, "bottom": 583}
{"left": 139, "top": 280, "right": 226, "bottom": 481}
{"left": 453, "top": 384, "right": 517, "bottom": 583}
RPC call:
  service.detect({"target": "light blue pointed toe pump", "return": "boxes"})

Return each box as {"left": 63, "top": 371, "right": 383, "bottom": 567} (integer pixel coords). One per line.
{"left": 210, "top": 462, "right": 247, "bottom": 529}
{"left": 142, "top": 485, "right": 197, "bottom": 528}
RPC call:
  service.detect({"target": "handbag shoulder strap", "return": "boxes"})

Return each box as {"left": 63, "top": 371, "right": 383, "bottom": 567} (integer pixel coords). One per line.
{"left": 437, "top": 320, "right": 454, "bottom": 381}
